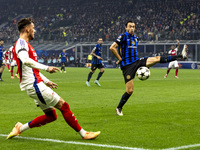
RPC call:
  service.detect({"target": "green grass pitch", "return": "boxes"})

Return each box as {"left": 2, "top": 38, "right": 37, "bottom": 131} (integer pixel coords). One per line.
{"left": 0, "top": 67, "right": 200, "bottom": 150}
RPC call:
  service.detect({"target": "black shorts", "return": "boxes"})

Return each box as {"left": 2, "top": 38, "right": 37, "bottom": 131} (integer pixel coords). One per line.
{"left": 91, "top": 63, "right": 104, "bottom": 71}
{"left": 122, "top": 57, "right": 148, "bottom": 83}
{"left": 61, "top": 62, "right": 66, "bottom": 66}
{"left": 0, "top": 60, "right": 2, "bottom": 67}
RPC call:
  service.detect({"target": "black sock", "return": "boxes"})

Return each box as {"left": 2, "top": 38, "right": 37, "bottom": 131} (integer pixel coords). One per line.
{"left": 0, "top": 73, "right": 2, "bottom": 78}
{"left": 87, "top": 72, "right": 93, "bottom": 82}
{"left": 63, "top": 67, "right": 65, "bottom": 71}
{"left": 96, "top": 72, "right": 104, "bottom": 81}
{"left": 160, "top": 55, "right": 182, "bottom": 63}
{"left": 117, "top": 92, "right": 132, "bottom": 109}
{"left": 61, "top": 66, "right": 63, "bottom": 71}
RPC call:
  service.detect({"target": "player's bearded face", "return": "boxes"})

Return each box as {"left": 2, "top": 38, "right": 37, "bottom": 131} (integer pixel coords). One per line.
{"left": 126, "top": 23, "right": 135, "bottom": 35}
{"left": 27, "top": 23, "right": 35, "bottom": 40}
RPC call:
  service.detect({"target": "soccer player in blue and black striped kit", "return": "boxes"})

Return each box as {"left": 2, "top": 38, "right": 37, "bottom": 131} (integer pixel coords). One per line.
{"left": 86, "top": 38, "right": 104, "bottom": 87}
{"left": 60, "top": 49, "right": 68, "bottom": 73}
{"left": 110, "top": 21, "right": 188, "bottom": 116}
{"left": 0, "top": 39, "right": 5, "bottom": 81}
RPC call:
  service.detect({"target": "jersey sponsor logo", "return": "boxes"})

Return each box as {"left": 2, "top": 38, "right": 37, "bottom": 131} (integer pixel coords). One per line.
{"left": 128, "top": 46, "right": 137, "bottom": 49}
{"left": 132, "top": 40, "right": 135, "bottom": 45}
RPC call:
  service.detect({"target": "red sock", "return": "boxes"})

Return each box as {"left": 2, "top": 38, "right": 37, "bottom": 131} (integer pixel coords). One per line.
{"left": 166, "top": 69, "right": 170, "bottom": 74}
{"left": 8, "top": 64, "right": 10, "bottom": 70}
{"left": 11, "top": 70, "right": 13, "bottom": 76}
{"left": 16, "top": 69, "right": 19, "bottom": 74}
{"left": 175, "top": 69, "right": 178, "bottom": 76}
{"left": 29, "top": 109, "right": 57, "bottom": 128}
{"left": 60, "top": 102, "right": 82, "bottom": 132}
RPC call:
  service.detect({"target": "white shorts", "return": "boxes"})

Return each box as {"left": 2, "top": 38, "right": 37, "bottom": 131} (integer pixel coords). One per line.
{"left": 11, "top": 60, "right": 16, "bottom": 67}
{"left": 168, "top": 60, "right": 179, "bottom": 68}
{"left": 5, "top": 59, "right": 10, "bottom": 64}
{"left": 26, "top": 82, "right": 60, "bottom": 111}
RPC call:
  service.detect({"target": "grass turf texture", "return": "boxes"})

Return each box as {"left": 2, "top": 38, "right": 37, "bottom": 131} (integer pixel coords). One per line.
{"left": 0, "top": 67, "right": 200, "bottom": 150}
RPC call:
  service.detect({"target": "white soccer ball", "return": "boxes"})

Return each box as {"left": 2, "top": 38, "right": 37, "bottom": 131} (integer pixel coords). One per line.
{"left": 136, "top": 66, "right": 150, "bottom": 81}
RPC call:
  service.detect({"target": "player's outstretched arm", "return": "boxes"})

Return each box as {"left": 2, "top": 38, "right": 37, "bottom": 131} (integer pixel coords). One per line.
{"left": 109, "top": 42, "right": 122, "bottom": 64}
{"left": 46, "top": 66, "right": 61, "bottom": 73}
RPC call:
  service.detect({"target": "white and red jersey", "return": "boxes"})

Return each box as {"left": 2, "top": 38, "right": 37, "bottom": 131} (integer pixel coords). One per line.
{"left": 14, "top": 38, "right": 48, "bottom": 91}
{"left": 168, "top": 48, "right": 178, "bottom": 56}
{"left": 3, "top": 51, "right": 10, "bottom": 60}
{"left": 9, "top": 46, "right": 14, "bottom": 60}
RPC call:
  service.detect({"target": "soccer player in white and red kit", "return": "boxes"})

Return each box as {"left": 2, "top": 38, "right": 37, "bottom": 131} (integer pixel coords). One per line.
{"left": 7, "top": 18, "right": 100, "bottom": 140}
{"left": 164, "top": 40, "right": 180, "bottom": 79}
{"left": 3, "top": 48, "right": 11, "bottom": 71}
{"left": 9, "top": 42, "right": 19, "bottom": 79}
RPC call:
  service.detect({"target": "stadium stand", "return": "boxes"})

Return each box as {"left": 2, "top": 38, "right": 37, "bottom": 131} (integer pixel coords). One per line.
{"left": 0, "top": 0, "right": 199, "bottom": 43}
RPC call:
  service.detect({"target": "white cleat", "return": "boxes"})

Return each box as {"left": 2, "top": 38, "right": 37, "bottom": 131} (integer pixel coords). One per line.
{"left": 164, "top": 74, "right": 167, "bottom": 78}
{"left": 116, "top": 108, "right": 123, "bottom": 116}
{"left": 82, "top": 131, "right": 101, "bottom": 140}
{"left": 86, "top": 81, "right": 90, "bottom": 87}
{"left": 94, "top": 80, "right": 101, "bottom": 87}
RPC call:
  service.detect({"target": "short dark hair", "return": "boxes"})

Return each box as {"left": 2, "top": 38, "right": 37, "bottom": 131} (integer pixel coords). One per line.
{"left": 125, "top": 20, "right": 134, "bottom": 27}
{"left": 18, "top": 18, "right": 34, "bottom": 32}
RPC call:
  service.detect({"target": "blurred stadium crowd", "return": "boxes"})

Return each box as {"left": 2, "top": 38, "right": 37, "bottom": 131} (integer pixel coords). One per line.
{"left": 0, "top": 0, "right": 199, "bottom": 43}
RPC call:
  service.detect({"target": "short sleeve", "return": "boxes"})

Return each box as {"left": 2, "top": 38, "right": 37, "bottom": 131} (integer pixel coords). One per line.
{"left": 15, "top": 39, "right": 29, "bottom": 54}
{"left": 115, "top": 34, "right": 124, "bottom": 46}
{"left": 92, "top": 46, "right": 97, "bottom": 51}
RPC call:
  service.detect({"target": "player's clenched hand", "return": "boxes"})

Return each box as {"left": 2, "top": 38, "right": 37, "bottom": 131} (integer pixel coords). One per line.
{"left": 46, "top": 81, "right": 58, "bottom": 89}
{"left": 47, "top": 66, "right": 61, "bottom": 73}
{"left": 116, "top": 59, "right": 122, "bottom": 64}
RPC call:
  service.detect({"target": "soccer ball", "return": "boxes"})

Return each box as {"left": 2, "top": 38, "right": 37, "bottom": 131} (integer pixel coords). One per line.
{"left": 136, "top": 66, "right": 150, "bottom": 81}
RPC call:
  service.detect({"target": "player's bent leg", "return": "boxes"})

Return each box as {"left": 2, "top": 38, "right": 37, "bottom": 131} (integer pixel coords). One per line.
{"left": 55, "top": 98, "right": 100, "bottom": 139}
{"left": 29, "top": 108, "right": 57, "bottom": 128}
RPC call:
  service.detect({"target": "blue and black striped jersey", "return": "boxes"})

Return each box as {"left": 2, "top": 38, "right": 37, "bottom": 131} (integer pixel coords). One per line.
{"left": 92, "top": 44, "right": 102, "bottom": 64}
{"left": 61, "top": 52, "right": 67, "bottom": 62}
{"left": 115, "top": 32, "right": 139, "bottom": 68}
{"left": 0, "top": 46, "right": 3, "bottom": 61}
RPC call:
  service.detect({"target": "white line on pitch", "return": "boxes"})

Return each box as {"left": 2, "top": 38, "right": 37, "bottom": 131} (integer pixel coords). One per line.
{"left": 0, "top": 134, "right": 148, "bottom": 150}
{"left": 1, "top": 134, "right": 200, "bottom": 150}
{"left": 163, "top": 144, "right": 200, "bottom": 150}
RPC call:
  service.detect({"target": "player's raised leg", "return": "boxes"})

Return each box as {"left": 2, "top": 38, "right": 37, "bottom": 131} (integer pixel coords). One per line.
{"left": 146, "top": 49, "right": 187, "bottom": 68}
